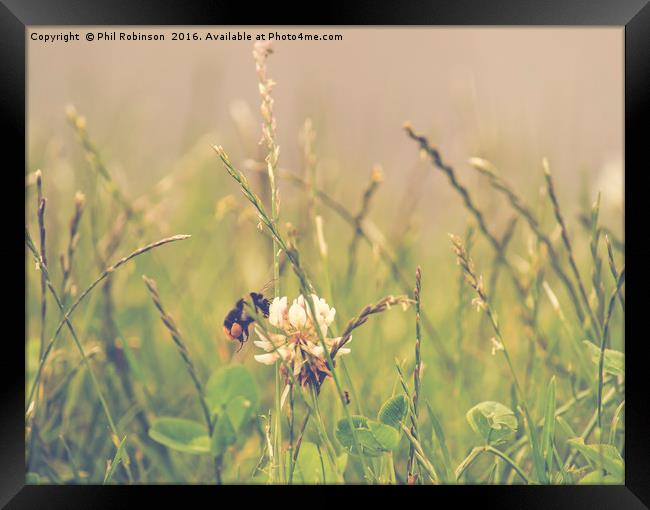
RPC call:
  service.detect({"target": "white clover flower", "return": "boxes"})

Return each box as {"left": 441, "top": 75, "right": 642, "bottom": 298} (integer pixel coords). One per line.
{"left": 268, "top": 296, "right": 289, "bottom": 329}
{"left": 253, "top": 293, "right": 349, "bottom": 391}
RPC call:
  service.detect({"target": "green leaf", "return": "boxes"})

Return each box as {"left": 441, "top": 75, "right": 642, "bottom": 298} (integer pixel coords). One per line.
{"left": 211, "top": 414, "right": 236, "bottom": 457}
{"left": 466, "top": 401, "right": 518, "bottom": 445}
{"left": 369, "top": 421, "right": 400, "bottom": 450}
{"left": 149, "top": 417, "right": 210, "bottom": 455}
{"left": 578, "top": 470, "right": 622, "bottom": 485}
{"left": 567, "top": 438, "right": 624, "bottom": 478}
{"left": 377, "top": 394, "right": 408, "bottom": 430}
{"left": 287, "top": 442, "right": 346, "bottom": 483}
{"left": 335, "top": 415, "right": 400, "bottom": 457}
{"left": 609, "top": 400, "right": 625, "bottom": 446}
{"left": 205, "top": 366, "right": 259, "bottom": 431}
{"left": 104, "top": 436, "right": 128, "bottom": 484}
{"left": 556, "top": 415, "right": 578, "bottom": 440}
{"left": 225, "top": 395, "right": 254, "bottom": 431}
{"left": 426, "top": 401, "right": 453, "bottom": 482}
{"left": 541, "top": 377, "right": 556, "bottom": 471}
{"left": 583, "top": 340, "right": 624, "bottom": 376}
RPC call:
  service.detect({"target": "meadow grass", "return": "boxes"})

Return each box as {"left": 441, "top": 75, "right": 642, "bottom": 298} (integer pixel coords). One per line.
{"left": 25, "top": 42, "right": 624, "bottom": 485}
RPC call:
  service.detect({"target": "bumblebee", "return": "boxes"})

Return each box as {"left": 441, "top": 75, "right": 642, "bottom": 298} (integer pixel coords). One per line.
{"left": 223, "top": 291, "right": 271, "bottom": 350}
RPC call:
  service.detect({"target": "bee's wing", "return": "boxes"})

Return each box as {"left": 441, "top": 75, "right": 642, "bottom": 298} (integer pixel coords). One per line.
{"left": 260, "top": 278, "right": 277, "bottom": 296}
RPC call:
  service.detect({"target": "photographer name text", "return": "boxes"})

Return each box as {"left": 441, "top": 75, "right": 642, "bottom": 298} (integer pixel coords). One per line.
{"left": 30, "top": 30, "right": 343, "bottom": 44}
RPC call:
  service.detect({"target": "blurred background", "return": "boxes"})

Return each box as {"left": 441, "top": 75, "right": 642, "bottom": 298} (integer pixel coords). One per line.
{"left": 26, "top": 27, "right": 624, "bottom": 483}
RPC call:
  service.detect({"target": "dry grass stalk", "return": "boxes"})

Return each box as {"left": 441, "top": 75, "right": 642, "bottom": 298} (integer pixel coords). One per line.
{"left": 407, "top": 267, "right": 423, "bottom": 479}
{"left": 542, "top": 160, "right": 600, "bottom": 337}
{"left": 347, "top": 165, "right": 383, "bottom": 282}
{"left": 403, "top": 124, "right": 529, "bottom": 302}
{"left": 578, "top": 213, "right": 624, "bottom": 252}
{"left": 404, "top": 124, "right": 555, "bottom": 372}
{"left": 253, "top": 40, "right": 281, "bottom": 298}
{"left": 466, "top": 154, "right": 587, "bottom": 331}
{"left": 36, "top": 170, "right": 48, "bottom": 359}
{"left": 605, "top": 235, "right": 625, "bottom": 312}
{"left": 142, "top": 275, "right": 212, "bottom": 434}
{"left": 597, "top": 266, "right": 625, "bottom": 428}
{"left": 60, "top": 191, "right": 86, "bottom": 301}
{"left": 587, "top": 194, "right": 606, "bottom": 325}
{"left": 331, "top": 294, "right": 414, "bottom": 358}
{"left": 66, "top": 106, "right": 137, "bottom": 221}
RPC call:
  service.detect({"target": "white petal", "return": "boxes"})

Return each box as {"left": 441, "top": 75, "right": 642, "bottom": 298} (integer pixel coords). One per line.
{"left": 253, "top": 339, "right": 273, "bottom": 351}
{"left": 289, "top": 302, "right": 307, "bottom": 329}
{"left": 269, "top": 296, "right": 287, "bottom": 328}
{"left": 278, "top": 346, "right": 292, "bottom": 360}
{"left": 318, "top": 321, "right": 329, "bottom": 337}
{"left": 254, "top": 353, "right": 278, "bottom": 365}
{"left": 336, "top": 347, "right": 351, "bottom": 355}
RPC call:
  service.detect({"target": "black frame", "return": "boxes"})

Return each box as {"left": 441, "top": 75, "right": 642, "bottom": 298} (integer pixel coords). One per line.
{"left": 4, "top": 0, "right": 648, "bottom": 507}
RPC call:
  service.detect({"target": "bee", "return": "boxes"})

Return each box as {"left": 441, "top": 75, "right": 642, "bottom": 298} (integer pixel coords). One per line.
{"left": 223, "top": 287, "right": 272, "bottom": 351}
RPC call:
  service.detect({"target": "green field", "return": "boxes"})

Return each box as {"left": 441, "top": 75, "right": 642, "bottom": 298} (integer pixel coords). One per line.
{"left": 25, "top": 39, "right": 624, "bottom": 485}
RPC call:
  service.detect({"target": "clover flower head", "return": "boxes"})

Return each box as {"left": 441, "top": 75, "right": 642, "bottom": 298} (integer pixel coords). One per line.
{"left": 253, "top": 293, "right": 349, "bottom": 392}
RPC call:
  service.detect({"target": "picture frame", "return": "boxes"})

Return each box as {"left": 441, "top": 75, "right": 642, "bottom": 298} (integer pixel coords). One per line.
{"left": 4, "top": 0, "right": 647, "bottom": 506}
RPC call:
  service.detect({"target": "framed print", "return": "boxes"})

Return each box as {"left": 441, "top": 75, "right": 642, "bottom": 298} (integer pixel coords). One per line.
{"left": 3, "top": 0, "right": 648, "bottom": 507}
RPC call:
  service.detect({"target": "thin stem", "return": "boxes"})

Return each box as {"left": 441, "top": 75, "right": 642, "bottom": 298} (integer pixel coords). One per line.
{"left": 35, "top": 171, "right": 47, "bottom": 360}
{"left": 60, "top": 192, "right": 86, "bottom": 303}
{"left": 407, "top": 267, "right": 422, "bottom": 478}
{"left": 597, "top": 268, "right": 625, "bottom": 428}
{"left": 605, "top": 235, "right": 625, "bottom": 312}
{"left": 346, "top": 166, "right": 383, "bottom": 283}
{"left": 289, "top": 408, "right": 312, "bottom": 483}
{"left": 456, "top": 446, "right": 530, "bottom": 484}
{"left": 543, "top": 160, "right": 601, "bottom": 340}
{"left": 401, "top": 424, "right": 438, "bottom": 483}
{"left": 142, "top": 276, "right": 212, "bottom": 434}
